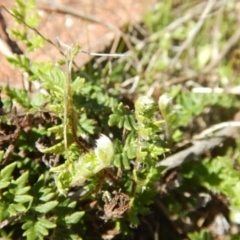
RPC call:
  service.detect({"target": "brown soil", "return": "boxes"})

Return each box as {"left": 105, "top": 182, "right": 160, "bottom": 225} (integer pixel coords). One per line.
{"left": 0, "top": 0, "right": 157, "bottom": 89}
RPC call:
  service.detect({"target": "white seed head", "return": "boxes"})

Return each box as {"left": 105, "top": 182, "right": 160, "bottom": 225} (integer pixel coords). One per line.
{"left": 135, "top": 96, "right": 154, "bottom": 113}
{"left": 95, "top": 134, "right": 114, "bottom": 166}
{"left": 158, "top": 93, "right": 172, "bottom": 109}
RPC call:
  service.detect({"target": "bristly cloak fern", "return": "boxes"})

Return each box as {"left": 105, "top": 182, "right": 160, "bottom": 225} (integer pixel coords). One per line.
{"left": 50, "top": 134, "right": 114, "bottom": 195}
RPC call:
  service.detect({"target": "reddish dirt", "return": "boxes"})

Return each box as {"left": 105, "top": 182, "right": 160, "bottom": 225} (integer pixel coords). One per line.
{"left": 0, "top": 0, "right": 157, "bottom": 89}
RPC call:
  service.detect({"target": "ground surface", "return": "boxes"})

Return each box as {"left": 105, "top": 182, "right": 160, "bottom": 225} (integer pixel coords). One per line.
{"left": 0, "top": 0, "right": 156, "bottom": 89}
{"left": 1, "top": 1, "right": 240, "bottom": 239}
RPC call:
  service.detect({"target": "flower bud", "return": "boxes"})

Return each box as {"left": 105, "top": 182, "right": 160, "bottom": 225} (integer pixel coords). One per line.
{"left": 158, "top": 93, "right": 172, "bottom": 114}
{"left": 95, "top": 134, "right": 114, "bottom": 166}
{"left": 135, "top": 96, "right": 154, "bottom": 114}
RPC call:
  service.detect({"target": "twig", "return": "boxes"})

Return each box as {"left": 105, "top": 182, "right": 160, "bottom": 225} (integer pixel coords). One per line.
{"left": 194, "top": 121, "right": 240, "bottom": 140}
{"left": 119, "top": 76, "right": 139, "bottom": 94}
{"left": 3, "top": 4, "right": 127, "bottom": 67}
{"left": 2, "top": 114, "right": 30, "bottom": 165}
{"left": 2, "top": 127, "right": 21, "bottom": 164}
{"left": 81, "top": 50, "right": 128, "bottom": 57}
{"left": 192, "top": 86, "right": 240, "bottom": 95}
{"left": 60, "top": 44, "right": 89, "bottom": 153}
{"left": 57, "top": 38, "right": 128, "bottom": 58}
{"left": 2, "top": 6, "right": 64, "bottom": 55}
{"left": 163, "top": 72, "right": 198, "bottom": 87}
{"left": 156, "top": 121, "right": 239, "bottom": 173}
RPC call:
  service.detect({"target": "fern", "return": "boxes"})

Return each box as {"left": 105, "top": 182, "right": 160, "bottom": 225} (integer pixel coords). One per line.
{"left": 3, "top": 0, "right": 240, "bottom": 238}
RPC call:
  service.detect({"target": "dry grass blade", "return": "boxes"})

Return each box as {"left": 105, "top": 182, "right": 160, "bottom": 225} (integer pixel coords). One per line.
{"left": 165, "top": 26, "right": 240, "bottom": 86}
{"left": 157, "top": 122, "right": 240, "bottom": 173}
{"left": 170, "top": 0, "right": 218, "bottom": 69}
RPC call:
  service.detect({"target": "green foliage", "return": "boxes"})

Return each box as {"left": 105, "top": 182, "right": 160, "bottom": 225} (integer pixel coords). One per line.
{"left": 188, "top": 230, "right": 214, "bottom": 240}
{"left": 22, "top": 217, "right": 56, "bottom": 240}
{"left": 109, "top": 102, "right": 137, "bottom": 131}
{"left": 2, "top": 0, "right": 240, "bottom": 239}
{"left": 144, "top": 0, "right": 173, "bottom": 32}
{"left": 182, "top": 155, "right": 240, "bottom": 209}
{"left": 113, "top": 133, "right": 136, "bottom": 169}
{"left": 1, "top": 1, "right": 169, "bottom": 235}
{"left": 7, "top": 54, "right": 30, "bottom": 73}
{"left": 0, "top": 163, "right": 19, "bottom": 195}
{"left": 157, "top": 87, "right": 239, "bottom": 143}
{"left": 8, "top": 0, "right": 44, "bottom": 52}
{"left": 4, "top": 87, "right": 31, "bottom": 109}
{"left": 176, "top": 91, "right": 236, "bottom": 126}
{"left": 0, "top": 169, "right": 86, "bottom": 239}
